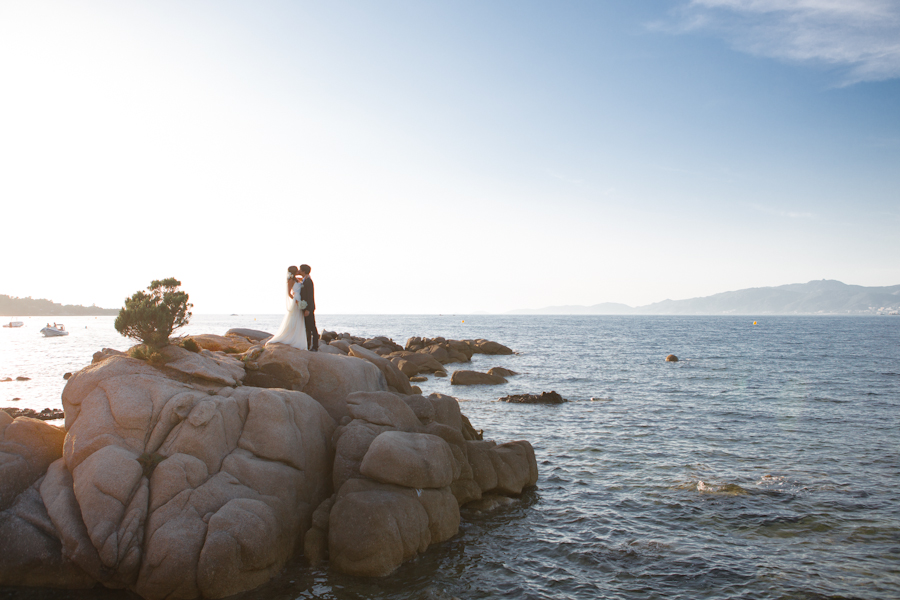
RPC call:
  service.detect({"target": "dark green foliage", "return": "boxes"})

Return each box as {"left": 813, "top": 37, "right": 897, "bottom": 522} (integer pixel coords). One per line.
{"left": 182, "top": 337, "right": 200, "bottom": 353}
{"left": 129, "top": 345, "right": 152, "bottom": 361}
{"left": 115, "top": 278, "right": 192, "bottom": 349}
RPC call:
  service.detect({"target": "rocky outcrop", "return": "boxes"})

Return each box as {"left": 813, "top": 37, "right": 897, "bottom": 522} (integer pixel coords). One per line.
{"left": 450, "top": 370, "right": 508, "bottom": 386}
{"left": 665, "top": 354, "right": 678, "bottom": 362}
{"left": 184, "top": 333, "right": 254, "bottom": 354}
{"left": 318, "top": 333, "right": 514, "bottom": 371}
{"left": 0, "top": 352, "right": 340, "bottom": 599}
{"left": 318, "top": 389, "right": 537, "bottom": 577}
{"left": 0, "top": 412, "right": 94, "bottom": 588}
{"left": 347, "top": 345, "right": 414, "bottom": 395}
{"left": 1, "top": 407, "right": 65, "bottom": 421}
{"left": 0, "top": 332, "right": 536, "bottom": 597}
{"left": 244, "top": 344, "right": 387, "bottom": 422}
{"left": 488, "top": 367, "right": 518, "bottom": 377}
{"left": 499, "top": 391, "right": 567, "bottom": 404}
{"left": 225, "top": 328, "right": 272, "bottom": 343}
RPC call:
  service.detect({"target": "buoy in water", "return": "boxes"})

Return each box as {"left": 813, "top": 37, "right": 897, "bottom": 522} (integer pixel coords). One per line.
{"left": 462, "top": 320, "right": 465, "bottom": 323}
{"left": 753, "top": 321, "right": 757, "bottom": 325}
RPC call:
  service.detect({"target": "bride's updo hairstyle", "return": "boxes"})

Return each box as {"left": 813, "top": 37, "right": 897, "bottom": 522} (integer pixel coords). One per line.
{"left": 287, "top": 266, "right": 299, "bottom": 280}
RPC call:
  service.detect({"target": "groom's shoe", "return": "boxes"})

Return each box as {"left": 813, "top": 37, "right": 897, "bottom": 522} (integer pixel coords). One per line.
{"left": 311, "top": 346, "right": 318, "bottom": 352}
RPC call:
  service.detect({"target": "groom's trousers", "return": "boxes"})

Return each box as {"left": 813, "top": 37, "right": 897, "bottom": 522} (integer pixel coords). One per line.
{"left": 305, "top": 313, "right": 319, "bottom": 350}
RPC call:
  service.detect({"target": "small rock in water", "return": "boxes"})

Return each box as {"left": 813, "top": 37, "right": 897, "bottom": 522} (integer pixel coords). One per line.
{"left": 1, "top": 377, "right": 11, "bottom": 382}
{"left": 16, "top": 376, "right": 31, "bottom": 381}
{"left": 434, "top": 370, "right": 448, "bottom": 378}
{"left": 499, "top": 391, "right": 567, "bottom": 404}
{"left": 63, "top": 372, "right": 73, "bottom": 380}
{"left": 410, "top": 376, "right": 428, "bottom": 382}
{"left": 665, "top": 354, "right": 678, "bottom": 362}
{"left": 487, "top": 367, "right": 518, "bottom": 377}
{"left": 590, "top": 397, "right": 612, "bottom": 402}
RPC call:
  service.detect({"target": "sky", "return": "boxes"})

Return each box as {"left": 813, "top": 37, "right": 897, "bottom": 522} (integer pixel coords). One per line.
{"left": 1, "top": 0, "right": 898, "bottom": 314}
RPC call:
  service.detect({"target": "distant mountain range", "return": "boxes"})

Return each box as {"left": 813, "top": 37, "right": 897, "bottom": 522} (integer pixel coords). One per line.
{"left": 0, "top": 295, "right": 118, "bottom": 317}
{"left": 507, "top": 280, "right": 900, "bottom": 315}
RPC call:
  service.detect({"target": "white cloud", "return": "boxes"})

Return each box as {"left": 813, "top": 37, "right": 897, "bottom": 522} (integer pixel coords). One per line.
{"left": 669, "top": 0, "right": 900, "bottom": 84}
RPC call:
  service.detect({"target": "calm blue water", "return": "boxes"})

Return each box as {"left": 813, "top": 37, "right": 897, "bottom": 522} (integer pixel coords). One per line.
{"left": 2, "top": 315, "right": 899, "bottom": 599}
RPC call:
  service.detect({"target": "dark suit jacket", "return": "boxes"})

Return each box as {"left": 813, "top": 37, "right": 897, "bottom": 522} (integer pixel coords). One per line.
{"left": 300, "top": 277, "right": 315, "bottom": 313}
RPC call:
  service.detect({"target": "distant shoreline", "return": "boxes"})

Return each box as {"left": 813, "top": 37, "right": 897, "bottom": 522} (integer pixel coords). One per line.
{"left": 1, "top": 295, "right": 118, "bottom": 317}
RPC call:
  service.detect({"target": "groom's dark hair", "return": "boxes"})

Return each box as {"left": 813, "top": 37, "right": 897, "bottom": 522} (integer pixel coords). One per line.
{"left": 299, "top": 264, "right": 311, "bottom": 275}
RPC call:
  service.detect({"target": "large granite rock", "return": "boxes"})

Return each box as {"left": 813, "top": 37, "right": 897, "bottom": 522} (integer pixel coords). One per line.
{"left": 186, "top": 334, "right": 254, "bottom": 354}
{"left": 246, "top": 344, "right": 388, "bottom": 422}
{"left": 348, "top": 345, "right": 414, "bottom": 395}
{"left": 0, "top": 333, "right": 538, "bottom": 597}
{"left": 225, "top": 328, "right": 272, "bottom": 342}
{"left": 0, "top": 413, "right": 92, "bottom": 588}
{"left": 1, "top": 355, "right": 336, "bottom": 599}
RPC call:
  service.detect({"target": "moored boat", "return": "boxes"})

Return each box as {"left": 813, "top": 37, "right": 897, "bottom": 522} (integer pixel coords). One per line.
{"left": 40, "top": 324, "right": 69, "bottom": 337}
{"left": 3, "top": 319, "right": 24, "bottom": 328}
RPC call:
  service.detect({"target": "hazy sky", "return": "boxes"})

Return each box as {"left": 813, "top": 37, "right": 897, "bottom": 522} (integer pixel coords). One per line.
{"left": 1, "top": 1, "right": 898, "bottom": 314}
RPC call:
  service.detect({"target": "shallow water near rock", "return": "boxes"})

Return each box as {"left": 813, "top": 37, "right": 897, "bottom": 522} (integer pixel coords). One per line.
{"left": 2, "top": 314, "right": 899, "bottom": 599}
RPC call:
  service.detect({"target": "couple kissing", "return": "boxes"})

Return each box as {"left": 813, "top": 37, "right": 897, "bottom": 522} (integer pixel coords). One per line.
{"left": 266, "top": 264, "right": 319, "bottom": 351}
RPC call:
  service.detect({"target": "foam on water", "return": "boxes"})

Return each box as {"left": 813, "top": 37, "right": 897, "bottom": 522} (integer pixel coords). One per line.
{"left": 1, "top": 314, "right": 899, "bottom": 599}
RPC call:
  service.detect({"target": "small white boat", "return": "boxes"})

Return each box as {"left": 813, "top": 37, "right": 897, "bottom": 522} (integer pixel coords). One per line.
{"left": 41, "top": 324, "right": 69, "bottom": 337}
{"left": 3, "top": 320, "right": 24, "bottom": 328}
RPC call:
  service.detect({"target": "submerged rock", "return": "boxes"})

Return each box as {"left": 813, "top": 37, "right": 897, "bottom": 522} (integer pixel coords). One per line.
{"left": 499, "top": 391, "right": 567, "bottom": 404}
{"left": 665, "top": 354, "right": 678, "bottom": 362}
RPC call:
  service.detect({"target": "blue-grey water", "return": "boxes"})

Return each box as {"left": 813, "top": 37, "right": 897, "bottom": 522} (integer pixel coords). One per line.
{"left": 2, "top": 315, "right": 899, "bottom": 600}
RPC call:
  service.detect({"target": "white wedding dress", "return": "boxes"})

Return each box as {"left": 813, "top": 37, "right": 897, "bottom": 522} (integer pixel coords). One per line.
{"left": 266, "top": 280, "right": 308, "bottom": 350}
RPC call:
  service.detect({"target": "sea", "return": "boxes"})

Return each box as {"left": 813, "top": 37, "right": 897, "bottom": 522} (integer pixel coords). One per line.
{"left": 1, "top": 314, "right": 899, "bottom": 600}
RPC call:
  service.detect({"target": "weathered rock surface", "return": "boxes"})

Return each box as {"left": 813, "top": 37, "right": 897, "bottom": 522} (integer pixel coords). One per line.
{"left": 450, "top": 370, "right": 508, "bottom": 386}
{"left": 2, "top": 355, "right": 335, "bottom": 599}
{"left": 499, "top": 391, "right": 567, "bottom": 404}
{"left": 469, "top": 339, "right": 514, "bottom": 355}
{"left": 225, "top": 328, "right": 272, "bottom": 342}
{"left": 323, "top": 389, "right": 536, "bottom": 577}
{"left": 0, "top": 413, "right": 94, "bottom": 587}
{"left": 159, "top": 345, "right": 246, "bottom": 387}
{"left": 245, "top": 344, "right": 387, "bottom": 422}
{"left": 488, "top": 367, "right": 518, "bottom": 377}
{"left": 0, "top": 331, "right": 535, "bottom": 597}
{"left": 185, "top": 333, "right": 254, "bottom": 354}
{"left": 348, "top": 345, "right": 414, "bottom": 395}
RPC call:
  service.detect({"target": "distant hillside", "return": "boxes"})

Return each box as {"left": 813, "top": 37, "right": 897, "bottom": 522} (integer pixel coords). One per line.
{"left": 0, "top": 295, "right": 118, "bottom": 316}
{"left": 508, "top": 280, "right": 900, "bottom": 315}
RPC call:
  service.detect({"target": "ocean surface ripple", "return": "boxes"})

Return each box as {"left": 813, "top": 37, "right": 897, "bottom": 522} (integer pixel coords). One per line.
{"left": 1, "top": 314, "right": 898, "bottom": 600}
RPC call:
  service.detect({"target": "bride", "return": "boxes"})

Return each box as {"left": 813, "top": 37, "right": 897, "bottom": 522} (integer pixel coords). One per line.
{"left": 265, "top": 266, "right": 308, "bottom": 350}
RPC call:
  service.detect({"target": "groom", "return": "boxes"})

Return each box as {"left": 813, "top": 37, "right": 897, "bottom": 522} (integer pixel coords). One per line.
{"left": 299, "top": 264, "right": 319, "bottom": 351}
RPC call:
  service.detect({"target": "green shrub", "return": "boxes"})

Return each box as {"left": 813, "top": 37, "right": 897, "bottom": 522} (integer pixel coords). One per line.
{"left": 182, "top": 337, "right": 200, "bottom": 353}
{"left": 129, "top": 345, "right": 152, "bottom": 360}
{"left": 115, "top": 278, "right": 193, "bottom": 349}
